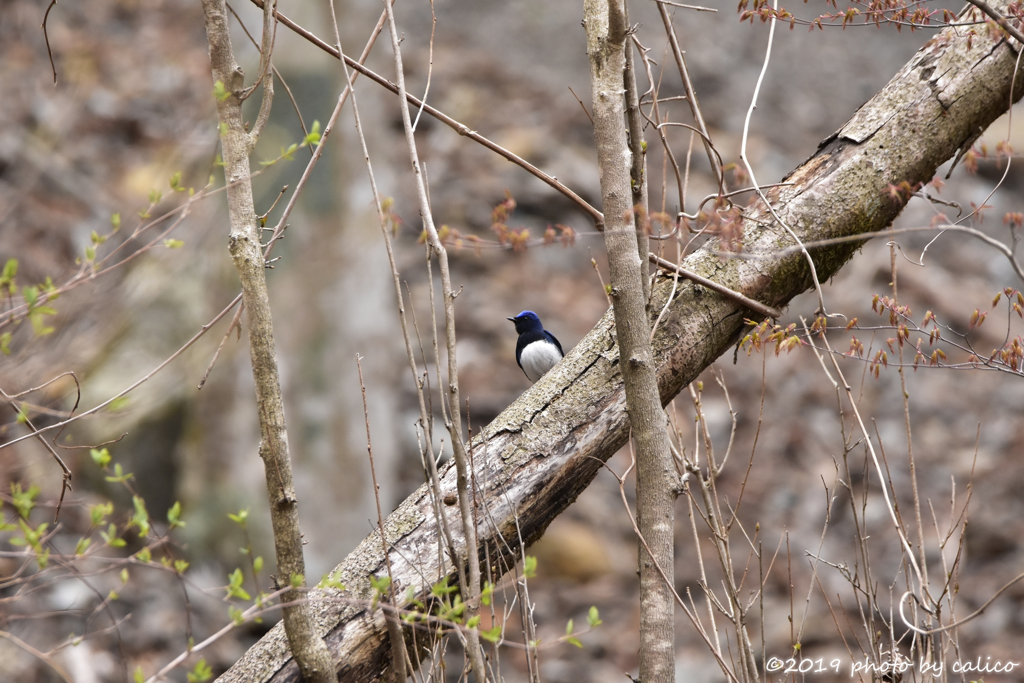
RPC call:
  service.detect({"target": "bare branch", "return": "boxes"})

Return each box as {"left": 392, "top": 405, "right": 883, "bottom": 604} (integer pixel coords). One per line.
{"left": 247, "top": 0, "right": 604, "bottom": 226}
{"left": 380, "top": 0, "right": 488, "bottom": 676}
{"left": 656, "top": 2, "right": 724, "bottom": 191}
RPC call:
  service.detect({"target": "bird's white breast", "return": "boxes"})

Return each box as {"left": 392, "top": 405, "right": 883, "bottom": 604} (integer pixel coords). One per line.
{"left": 520, "top": 340, "right": 563, "bottom": 382}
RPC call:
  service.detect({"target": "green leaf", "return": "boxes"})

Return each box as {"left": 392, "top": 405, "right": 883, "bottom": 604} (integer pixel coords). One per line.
{"left": 169, "top": 171, "right": 183, "bottom": 191}
{"left": 148, "top": 189, "right": 163, "bottom": 205}
{"left": 187, "top": 657, "right": 213, "bottom": 683}
{"left": 466, "top": 615, "right": 480, "bottom": 629}
{"left": 289, "top": 573, "right": 304, "bottom": 589}
{"left": 431, "top": 576, "right": 458, "bottom": 597}
{"left": 136, "top": 546, "right": 151, "bottom": 563}
{"left": 439, "top": 595, "right": 465, "bottom": 622}
{"left": 0, "top": 332, "right": 10, "bottom": 355}
{"left": 11, "top": 482, "right": 40, "bottom": 519}
{"left": 100, "top": 523, "right": 125, "bottom": 547}
{"left": 105, "top": 462, "right": 134, "bottom": 483}
{"left": 523, "top": 555, "right": 537, "bottom": 578}
{"left": 565, "top": 618, "right": 574, "bottom": 636}
{"left": 29, "top": 304, "right": 57, "bottom": 336}
{"left": 304, "top": 120, "right": 322, "bottom": 147}
{"left": 587, "top": 606, "right": 602, "bottom": 627}
{"left": 120, "top": 568, "right": 129, "bottom": 584}
{"left": 111, "top": 213, "right": 121, "bottom": 232}
{"left": 90, "top": 501, "right": 113, "bottom": 526}
{"left": 129, "top": 496, "right": 150, "bottom": 537}
{"left": 90, "top": 448, "right": 112, "bottom": 468}
{"left": 75, "top": 537, "right": 91, "bottom": 555}
{"left": 226, "top": 568, "right": 251, "bottom": 600}
{"left": 167, "top": 501, "right": 185, "bottom": 529}
{"left": 40, "top": 276, "right": 57, "bottom": 297}
{"left": 1, "top": 258, "right": 17, "bottom": 284}
{"left": 174, "top": 559, "right": 190, "bottom": 574}
{"left": 480, "top": 625, "right": 502, "bottom": 644}
{"left": 90, "top": 230, "right": 106, "bottom": 245}
{"left": 317, "top": 570, "right": 346, "bottom": 591}
{"left": 134, "top": 666, "right": 145, "bottom": 683}
{"left": 369, "top": 574, "right": 391, "bottom": 595}
{"left": 22, "top": 285, "right": 38, "bottom": 308}
{"left": 213, "top": 80, "right": 231, "bottom": 102}
{"left": 252, "top": 556, "right": 263, "bottom": 574}
{"left": 228, "top": 509, "right": 249, "bottom": 526}
{"left": 228, "top": 606, "right": 245, "bottom": 625}
{"left": 163, "top": 238, "right": 184, "bottom": 249}
{"left": 481, "top": 580, "right": 494, "bottom": 607}
{"left": 108, "top": 396, "right": 130, "bottom": 412}
{"left": 566, "top": 636, "right": 583, "bottom": 648}
{"left": 17, "top": 519, "right": 47, "bottom": 549}
{"left": 84, "top": 245, "right": 96, "bottom": 261}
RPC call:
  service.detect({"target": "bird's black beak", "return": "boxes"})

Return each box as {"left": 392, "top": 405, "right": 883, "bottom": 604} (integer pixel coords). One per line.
{"left": 507, "top": 317, "right": 515, "bottom": 322}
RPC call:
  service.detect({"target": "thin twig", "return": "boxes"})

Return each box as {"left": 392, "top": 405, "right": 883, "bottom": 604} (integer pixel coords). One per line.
{"left": 656, "top": 2, "right": 724, "bottom": 191}
{"left": 197, "top": 302, "right": 244, "bottom": 390}
{"left": 381, "top": 0, "right": 487, "bottom": 674}
{"left": 0, "top": 385, "right": 71, "bottom": 521}
{"left": 41, "top": 0, "right": 58, "bottom": 84}
{"left": 655, "top": 0, "right": 716, "bottom": 10}
{"left": 963, "top": 0, "right": 1024, "bottom": 45}
{"left": 0, "top": 630, "right": 72, "bottom": 682}
{"left": 806, "top": 318, "right": 928, "bottom": 598}
{"left": 261, "top": 5, "right": 391, "bottom": 257}
{"left": 247, "top": 0, "right": 604, "bottom": 226}
{"left": 648, "top": 253, "right": 781, "bottom": 319}
{"left": 739, "top": 0, "right": 828, "bottom": 315}
{"left": 567, "top": 86, "right": 593, "bottom": 125}
{"left": 0, "top": 294, "right": 243, "bottom": 451}
{"left": 356, "top": 354, "right": 410, "bottom": 681}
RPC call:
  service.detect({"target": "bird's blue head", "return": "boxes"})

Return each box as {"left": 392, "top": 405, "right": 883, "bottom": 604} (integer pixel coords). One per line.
{"left": 508, "top": 310, "right": 544, "bottom": 334}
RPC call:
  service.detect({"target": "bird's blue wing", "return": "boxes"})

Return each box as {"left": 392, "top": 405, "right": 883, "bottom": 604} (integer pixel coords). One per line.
{"left": 544, "top": 331, "right": 564, "bottom": 356}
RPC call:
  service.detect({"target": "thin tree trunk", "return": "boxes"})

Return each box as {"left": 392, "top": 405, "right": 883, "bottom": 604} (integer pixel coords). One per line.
{"left": 584, "top": 0, "right": 677, "bottom": 680}
{"left": 200, "top": 0, "right": 334, "bottom": 680}
{"left": 216, "top": 5, "right": 1024, "bottom": 681}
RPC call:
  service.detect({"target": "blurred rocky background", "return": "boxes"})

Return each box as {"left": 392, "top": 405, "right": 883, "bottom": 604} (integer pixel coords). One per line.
{"left": 1, "top": 0, "right": 1023, "bottom": 680}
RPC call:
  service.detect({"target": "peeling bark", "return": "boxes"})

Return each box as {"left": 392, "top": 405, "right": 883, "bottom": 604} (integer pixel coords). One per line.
{"left": 216, "top": 7, "right": 1024, "bottom": 682}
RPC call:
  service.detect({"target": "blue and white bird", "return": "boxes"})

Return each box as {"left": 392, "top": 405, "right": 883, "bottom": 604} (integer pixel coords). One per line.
{"left": 508, "top": 310, "right": 564, "bottom": 383}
